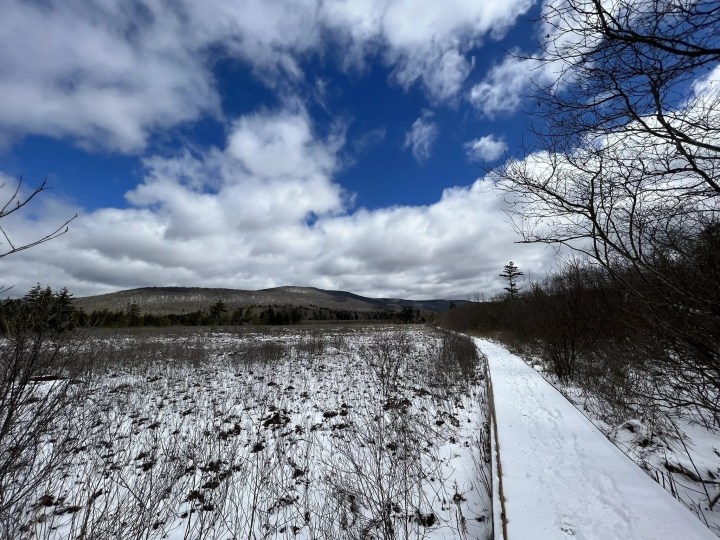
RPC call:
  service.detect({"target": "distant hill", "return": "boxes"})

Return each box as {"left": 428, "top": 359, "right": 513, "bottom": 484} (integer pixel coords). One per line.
{"left": 74, "top": 286, "right": 462, "bottom": 315}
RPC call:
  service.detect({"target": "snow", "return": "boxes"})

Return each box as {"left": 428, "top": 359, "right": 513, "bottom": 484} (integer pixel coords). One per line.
{"left": 16, "top": 327, "right": 491, "bottom": 540}
{"left": 475, "top": 337, "right": 717, "bottom": 540}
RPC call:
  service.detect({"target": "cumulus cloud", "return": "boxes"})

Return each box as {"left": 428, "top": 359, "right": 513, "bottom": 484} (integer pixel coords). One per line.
{"left": 468, "top": 55, "right": 548, "bottom": 117}
{"left": 390, "top": 45, "right": 473, "bottom": 104}
{"left": 404, "top": 110, "right": 439, "bottom": 164}
{"left": 467, "top": 0, "right": 603, "bottom": 117}
{"left": 1, "top": 183, "right": 553, "bottom": 299}
{"left": 0, "top": 0, "right": 218, "bottom": 152}
{"left": 334, "top": 0, "right": 534, "bottom": 102}
{"left": 0, "top": 108, "right": 553, "bottom": 299}
{"left": 126, "top": 106, "right": 346, "bottom": 239}
{"left": 465, "top": 134, "right": 508, "bottom": 162}
{"left": 0, "top": 0, "right": 537, "bottom": 151}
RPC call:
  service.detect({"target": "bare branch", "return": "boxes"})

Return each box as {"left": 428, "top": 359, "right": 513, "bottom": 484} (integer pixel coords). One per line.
{"left": 0, "top": 179, "right": 77, "bottom": 259}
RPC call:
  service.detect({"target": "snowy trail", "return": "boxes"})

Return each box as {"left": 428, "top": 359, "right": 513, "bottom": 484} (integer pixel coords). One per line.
{"left": 475, "top": 338, "right": 716, "bottom": 540}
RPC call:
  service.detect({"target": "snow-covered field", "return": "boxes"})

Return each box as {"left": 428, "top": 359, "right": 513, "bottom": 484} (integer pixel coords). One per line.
{"left": 13, "top": 326, "right": 491, "bottom": 540}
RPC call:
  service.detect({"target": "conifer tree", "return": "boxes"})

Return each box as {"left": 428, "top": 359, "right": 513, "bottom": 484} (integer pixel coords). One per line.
{"left": 500, "top": 261, "right": 524, "bottom": 298}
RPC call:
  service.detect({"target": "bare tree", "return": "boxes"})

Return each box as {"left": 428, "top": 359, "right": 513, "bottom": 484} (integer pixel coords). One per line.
{"left": 499, "top": 0, "right": 720, "bottom": 421}
{"left": 505, "top": 0, "right": 720, "bottom": 255}
{"left": 466, "top": 291, "right": 486, "bottom": 303}
{"left": 0, "top": 288, "right": 92, "bottom": 536}
{"left": 0, "top": 179, "right": 81, "bottom": 537}
{"left": 0, "top": 178, "right": 75, "bottom": 259}
{"left": 531, "top": 0, "right": 720, "bottom": 194}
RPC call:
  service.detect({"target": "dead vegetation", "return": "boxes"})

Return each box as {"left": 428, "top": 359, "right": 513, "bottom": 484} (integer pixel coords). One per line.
{"left": 2, "top": 325, "right": 491, "bottom": 540}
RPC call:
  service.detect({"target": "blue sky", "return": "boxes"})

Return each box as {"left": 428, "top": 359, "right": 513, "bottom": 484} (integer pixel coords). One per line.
{"left": 0, "top": 0, "right": 560, "bottom": 299}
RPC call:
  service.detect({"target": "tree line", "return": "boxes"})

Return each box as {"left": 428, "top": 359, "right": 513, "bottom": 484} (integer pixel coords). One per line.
{"left": 442, "top": 229, "right": 720, "bottom": 429}
{"left": 1, "top": 288, "right": 430, "bottom": 329}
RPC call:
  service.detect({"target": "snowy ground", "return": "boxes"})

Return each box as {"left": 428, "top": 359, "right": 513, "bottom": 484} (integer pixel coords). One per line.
{"left": 13, "top": 326, "right": 491, "bottom": 540}
{"left": 513, "top": 344, "right": 720, "bottom": 537}
{"left": 475, "top": 338, "right": 718, "bottom": 540}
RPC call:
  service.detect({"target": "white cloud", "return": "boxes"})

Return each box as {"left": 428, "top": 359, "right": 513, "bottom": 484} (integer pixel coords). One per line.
{"left": 0, "top": 108, "right": 553, "bottom": 300}
{"left": 0, "top": 0, "right": 537, "bottom": 150}
{"left": 353, "top": 128, "right": 387, "bottom": 154}
{"left": 390, "top": 44, "right": 473, "bottom": 104}
{"left": 325, "top": 0, "right": 535, "bottom": 103}
{"left": 467, "top": 0, "right": 605, "bottom": 117}
{"left": 468, "top": 55, "right": 548, "bottom": 117}
{"left": 465, "top": 134, "right": 508, "bottom": 162}
{"left": 0, "top": 0, "right": 219, "bottom": 152}
{"left": 403, "top": 110, "right": 439, "bottom": 164}
{"left": 125, "top": 106, "right": 346, "bottom": 238}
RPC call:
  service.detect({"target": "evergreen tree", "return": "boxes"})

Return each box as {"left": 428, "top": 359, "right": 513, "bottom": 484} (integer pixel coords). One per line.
{"left": 5, "top": 284, "right": 80, "bottom": 333}
{"left": 126, "top": 302, "right": 142, "bottom": 326}
{"left": 208, "top": 300, "right": 228, "bottom": 325}
{"left": 230, "top": 307, "right": 245, "bottom": 325}
{"left": 500, "top": 261, "right": 524, "bottom": 298}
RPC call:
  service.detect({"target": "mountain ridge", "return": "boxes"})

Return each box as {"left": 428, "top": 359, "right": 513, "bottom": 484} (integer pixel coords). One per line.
{"left": 74, "top": 286, "right": 461, "bottom": 315}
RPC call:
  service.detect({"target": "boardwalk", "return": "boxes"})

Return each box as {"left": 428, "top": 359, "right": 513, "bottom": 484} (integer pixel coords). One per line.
{"left": 476, "top": 338, "right": 716, "bottom": 540}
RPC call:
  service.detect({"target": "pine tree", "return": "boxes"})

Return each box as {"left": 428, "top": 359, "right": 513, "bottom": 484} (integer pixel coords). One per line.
{"left": 126, "top": 302, "right": 142, "bottom": 326}
{"left": 230, "top": 307, "right": 244, "bottom": 326}
{"left": 208, "top": 300, "right": 228, "bottom": 325}
{"left": 500, "top": 261, "right": 524, "bottom": 298}
{"left": 10, "top": 284, "right": 80, "bottom": 332}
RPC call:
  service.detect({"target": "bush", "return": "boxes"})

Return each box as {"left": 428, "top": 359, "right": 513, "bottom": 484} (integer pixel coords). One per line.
{"left": 0, "top": 287, "right": 92, "bottom": 535}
